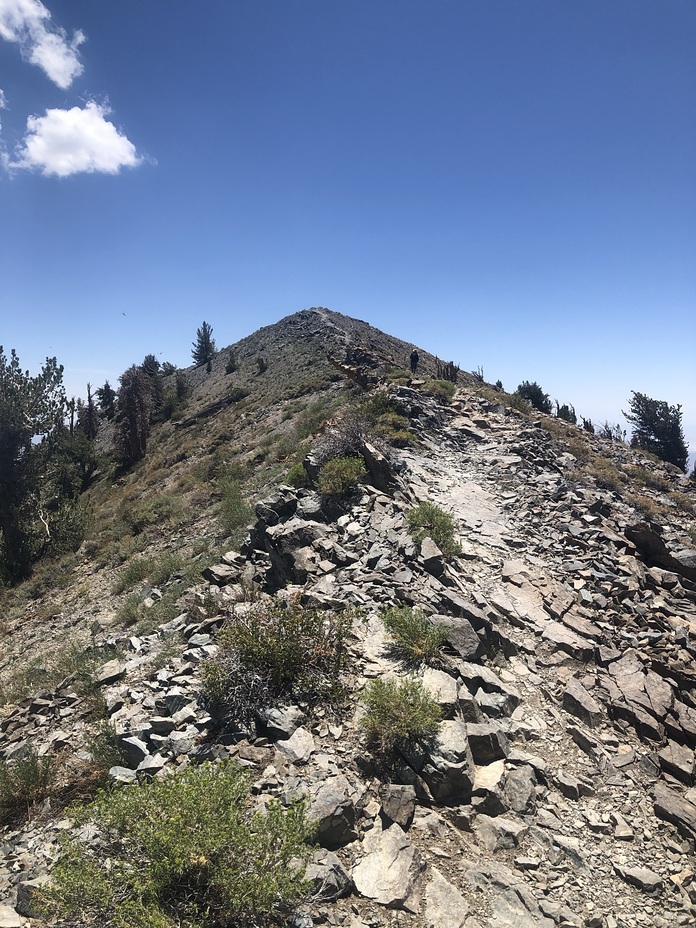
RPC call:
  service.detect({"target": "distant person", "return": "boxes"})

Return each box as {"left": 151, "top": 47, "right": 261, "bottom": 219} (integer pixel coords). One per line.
{"left": 410, "top": 349, "right": 420, "bottom": 375}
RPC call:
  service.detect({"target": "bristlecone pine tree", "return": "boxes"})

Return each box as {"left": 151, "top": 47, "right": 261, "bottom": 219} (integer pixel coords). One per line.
{"left": 192, "top": 321, "right": 216, "bottom": 367}
{"left": 623, "top": 391, "right": 689, "bottom": 472}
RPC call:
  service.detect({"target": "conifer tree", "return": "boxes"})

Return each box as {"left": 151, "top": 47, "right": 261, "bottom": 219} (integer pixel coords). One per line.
{"left": 115, "top": 366, "right": 153, "bottom": 466}
{"left": 515, "top": 381, "right": 552, "bottom": 414}
{"left": 192, "top": 321, "right": 216, "bottom": 367}
{"left": 96, "top": 381, "right": 116, "bottom": 420}
{"left": 0, "top": 348, "right": 65, "bottom": 581}
{"left": 623, "top": 391, "right": 688, "bottom": 471}
{"left": 79, "top": 383, "right": 100, "bottom": 441}
{"left": 141, "top": 354, "right": 164, "bottom": 411}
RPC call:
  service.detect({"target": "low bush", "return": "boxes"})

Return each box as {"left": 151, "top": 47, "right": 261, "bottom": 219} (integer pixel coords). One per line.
{"left": 382, "top": 606, "right": 447, "bottom": 665}
{"left": 49, "top": 501, "right": 91, "bottom": 555}
{"left": 313, "top": 409, "right": 373, "bottom": 463}
{"left": 85, "top": 721, "right": 124, "bottom": 774}
{"left": 217, "top": 475, "right": 252, "bottom": 538}
{"left": 120, "top": 494, "right": 183, "bottom": 536}
{"left": 317, "top": 456, "right": 366, "bottom": 496}
{"left": 407, "top": 501, "right": 461, "bottom": 557}
{"left": 116, "top": 592, "right": 142, "bottom": 626}
{"left": 113, "top": 551, "right": 183, "bottom": 594}
{"left": 506, "top": 392, "right": 532, "bottom": 415}
{"left": 0, "top": 749, "right": 56, "bottom": 822}
{"left": 286, "top": 461, "right": 312, "bottom": 488}
{"left": 361, "top": 677, "right": 441, "bottom": 758}
{"left": 423, "top": 379, "right": 456, "bottom": 404}
{"left": 587, "top": 458, "right": 628, "bottom": 492}
{"left": 202, "top": 601, "right": 349, "bottom": 727}
{"left": 373, "top": 411, "right": 417, "bottom": 447}
{"left": 515, "top": 381, "right": 552, "bottom": 414}
{"left": 40, "top": 761, "right": 313, "bottom": 928}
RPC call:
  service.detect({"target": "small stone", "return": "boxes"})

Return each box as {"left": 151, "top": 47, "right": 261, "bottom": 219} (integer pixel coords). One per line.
{"left": 614, "top": 864, "right": 663, "bottom": 892}
{"left": 275, "top": 726, "right": 315, "bottom": 765}
{"left": 381, "top": 784, "right": 417, "bottom": 830}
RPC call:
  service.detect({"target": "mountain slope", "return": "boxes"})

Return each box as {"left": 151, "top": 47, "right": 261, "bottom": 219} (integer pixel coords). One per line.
{"left": 1, "top": 309, "right": 695, "bottom": 928}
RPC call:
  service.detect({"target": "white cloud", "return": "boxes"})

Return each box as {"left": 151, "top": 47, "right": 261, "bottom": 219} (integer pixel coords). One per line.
{"left": 0, "top": 0, "right": 84, "bottom": 88}
{"left": 9, "top": 101, "right": 142, "bottom": 176}
{"left": 0, "top": 88, "right": 6, "bottom": 109}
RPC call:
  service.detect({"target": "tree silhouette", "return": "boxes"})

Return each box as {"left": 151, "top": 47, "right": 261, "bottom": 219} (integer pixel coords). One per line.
{"left": 192, "top": 321, "right": 216, "bottom": 367}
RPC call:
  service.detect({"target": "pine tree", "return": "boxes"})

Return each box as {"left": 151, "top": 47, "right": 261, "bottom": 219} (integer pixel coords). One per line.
{"left": 623, "top": 391, "right": 688, "bottom": 471}
{"left": 78, "top": 383, "right": 100, "bottom": 441}
{"left": 192, "top": 321, "right": 216, "bottom": 367}
{"left": 96, "top": 381, "right": 117, "bottom": 420}
{"left": 141, "top": 354, "right": 164, "bottom": 412}
{"left": 115, "top": 366, "right": 153, "bottom": 466}
{"left": 515, "top": 381, "right": 552, "bottom": 414}
{"left": 0, "top": 347, "right": 65, "bottom": 581}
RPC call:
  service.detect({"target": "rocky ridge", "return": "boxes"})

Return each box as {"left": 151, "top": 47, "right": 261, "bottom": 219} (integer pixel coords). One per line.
{"left": 1, "top": 350, "right": 696, "bottom": 927}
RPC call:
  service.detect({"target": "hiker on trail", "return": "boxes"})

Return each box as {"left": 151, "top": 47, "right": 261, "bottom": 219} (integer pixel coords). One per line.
{"left": 410, "top": 349, "right": 419, "bottom": 375}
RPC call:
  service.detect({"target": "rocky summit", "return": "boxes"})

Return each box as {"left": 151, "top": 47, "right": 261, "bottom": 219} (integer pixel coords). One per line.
{"left": 1, "top": 308, "right": 695, "bottom": 928}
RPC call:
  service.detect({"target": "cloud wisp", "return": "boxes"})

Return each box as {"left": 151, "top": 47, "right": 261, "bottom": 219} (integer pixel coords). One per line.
{"left": 0, "top": 0, "right": 84, "bottom": 89}
{"left": 8, "top": 101, "right": 142, "bottom": 176}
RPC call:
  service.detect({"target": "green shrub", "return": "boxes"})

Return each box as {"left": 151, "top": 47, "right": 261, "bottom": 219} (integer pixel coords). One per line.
{"left": 0, "top": 749, "right": 56, "bottom": 822}
{"left": 113, "top": 551, "right": 183, "bottom": 594}
{"left": 317, "top": 456, "right": 366, "bottom": 496}
{"left": 423, "top": 379, "right": 456, "bottom": 404}
{"left": 407, "top": 501, "right": 461, "bottom": 557}
{"left": 49, "top": 501, "right": 91, "bottom": 555}
{"left": 217, "top": 475, "right": 252, "bottom": 537}
{"left": 382, "top": 606, "right": 447, "bottom": 665}
{"left": 373, "top": 411, "right": 416, "bottom": 447}
{"left": 202, "top": 601, "right": 349, "bottom": 726}
{"left": 85, "top": 721, "right": 124, "bottom": 773}
{"left": 286, "top": 461, "right": 311, "bottom": 488}
{"left": 361, "top": 677, "right": 441, "bottom": 758}
{"left": 120, "top": 494, "right": 183, "bottom": 535}
{"left": 40, "top": 762, "right": 313, "bottom": 928}
{"left": 116, "top": 592, "right": 142, "bottom": 626}
{"left": 506, "top": 392, "right": 532, "bottom": 415}
{"left": 587, "top": 458, "right": 627, "bottom": 491}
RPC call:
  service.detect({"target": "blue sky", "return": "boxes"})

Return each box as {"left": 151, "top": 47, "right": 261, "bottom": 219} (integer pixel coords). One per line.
{"left": 1, "top": 1, "right": 694, "bottom": 464}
